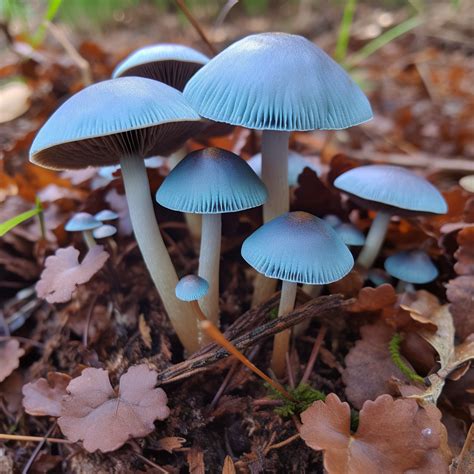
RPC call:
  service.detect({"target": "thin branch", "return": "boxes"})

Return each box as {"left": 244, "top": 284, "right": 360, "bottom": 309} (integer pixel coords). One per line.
{"left": 0, "top": 433, "right": 70, "bottom": 444}
{"left": 22, "top": 422, "right": 57, "bottom": 474}
{"left": 173, "top": 0, "right": 217, "bottom": 55}
{"left": 300, "top": 326, "right": 327, "bottom": 385}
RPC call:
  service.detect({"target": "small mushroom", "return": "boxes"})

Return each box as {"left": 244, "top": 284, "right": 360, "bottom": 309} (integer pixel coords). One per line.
{"left": 460, "top": 174, "right": 474, "bottom": 193}
{"left": 113, "top": 43, "right": 209, "bottom": 91}
{"left": 241, "top": 211, "right": 353, "bottom": 377}
{"left": 184, "top": 32, "right": 372, "bottom": 305}
{"left": 30, "top": 77, "right": 203, "bottom": 353}
{"left": 65, "top": 212, "right": 101, "bottom": 249}
{"left": 384, "top": 249, "right": 438, "bottom": 292}
{"left": 92, "top": 224, "right": 117, "bottom": 239}
{"left": 323, "top": 214, "right": 342, "bottom": 227}
{"left": 335, "top": 223, "right": 366, "bottom": 247}
{"left": 334, "top": 165, "right": 447, "bottom": 269}
{"left": 94, "top": 210, "right": 119, "bottom": 222}
{"left": 157, "top": 147, "right": 267, "bottom": 329}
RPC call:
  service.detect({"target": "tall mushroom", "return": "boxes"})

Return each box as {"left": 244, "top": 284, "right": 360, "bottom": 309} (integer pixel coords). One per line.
{"left": 334, "top": 165, "right": 447, "bottom": 269}
{"left": 241, "top": 211, "right": 353, "bottom": 377}
{"left": 184, "top": 32, "right": 372, "bottom": 304}
{"left": 29, "top": 77, "right": 203, "bottom": 353}
{"left": 156, "top": 147, "right": 267, "bottom": 329}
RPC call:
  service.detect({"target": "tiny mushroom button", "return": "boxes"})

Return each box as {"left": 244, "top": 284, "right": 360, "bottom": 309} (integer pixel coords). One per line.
{"left": 113, "top": 43, "right": 209, "bottom": 91}
{"left": 384, "top": 250, "right": 438, "bottom": 292}
{"left": 65, "top": 212, "right": 102, "bottom": 249}
{"left": 241, "top": 211, "right": 353, "bottom": 377}
{"left": 175, "top": 274, "right": 209, "bottom": 302}
{"left": 157, "top": 147, "right": 268, "bottom": 330}
{"left": 334, "top": 165, "right": 447, "bottom": 269}
{"left": 29, "top": 77, "right": 203, "bottom": 354}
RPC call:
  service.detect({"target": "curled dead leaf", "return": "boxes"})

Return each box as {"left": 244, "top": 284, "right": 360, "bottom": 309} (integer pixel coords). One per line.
{"left": 349, "top": 284, "right": 397, "bottom": 313}
{"left": 300, "top": 393, "right": 451, "bottom": 473}
{"left": 155, "top": 436, "right": 186, "bottom": 453}
{"left": 22, "top": 372, "right": 71, "bottom": 417}
{"left": 36, "top": 246, "right": 109, "bottom": 303}
{"left": 58, "top": 364, "right": 169, "bottom": 452}
{"left": 0, "top": 340, "right": 24, "bottom": 383}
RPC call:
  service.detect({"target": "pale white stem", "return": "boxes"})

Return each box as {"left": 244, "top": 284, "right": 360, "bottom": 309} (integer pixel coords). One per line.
{"left": 119, "top": 155, "right": 199, "bottom": 353}
{"left": 356, "top": 211, "right": 391, "bottom": 269}
{"left": 82, "top": 230, "right": 96, "bottom": 249}
{"left": 396, "top": 280, "right": 415, "bottom": 293}
{"left": 253, "top": 130, "right": 291, "bottom": 306}
{"left": 198, "top": 213, "right": 221, "bottom": 327}
{"left": 271, "top": 280, "right": 297, "bottom": 378}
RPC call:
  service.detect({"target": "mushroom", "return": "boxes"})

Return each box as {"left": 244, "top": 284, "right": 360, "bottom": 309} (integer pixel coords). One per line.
{"left": 384, "top": 249, "right": 438, "bottom": 293}
{"left": 113, "top": 43, "right": 209, "bottom": 91}
{"left": 184, "top": 32, "right": 371, "bottom": 304}
{"left": 334, "top": 165, "right": 447, "bottom": 269}
{"left": 30, "top": 77, "right": 203, "bottom": 353}
{"left": 157, "top": 147, "right": 267, "bottom": 328}
{"left": 241, "top": 211, "right": 353, "bottom": 377}
{"left": 94, "top": 210, "right": 119, "bottom": 222}
{"left": 65, "top": 212, "right": 101, "bottom": 249}
{"left": 247, "top": 151, "right": 321, "bottom": 187}
{"left": 460, "top": 174, "right": 474, "bottom": 193}
{"left": 334, "top": 222, "right": 366, "bottom": 248}
{"left": 323, "top": 214, "right": 342, "bottom": 227}
{"left": 93, "top": 224, "right": 117, "bottom": 239}
{"left": 175, "top": 275, "right": 293, "bottom": 400}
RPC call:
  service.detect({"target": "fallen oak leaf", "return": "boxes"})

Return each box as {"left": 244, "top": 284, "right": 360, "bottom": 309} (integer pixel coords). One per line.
{"left": 57, "top": 364, "right": 169, "bottom": 453}
{"left": 300, "top": 393, "right": 451, "bottom": 473}
{"left": 36, "top": 246, "right": 109, "bottom": 304}
{"left": 348, "top": 284, "right": 397, "bottom": 313}
{"left": 0, "top": 340, "right": 24, "bottom": 383}
{"left": 447, "top": 276, "right": 474, "bottom": 341}
{"left": 22, "top": 372, "right": 71, "bottom": 416}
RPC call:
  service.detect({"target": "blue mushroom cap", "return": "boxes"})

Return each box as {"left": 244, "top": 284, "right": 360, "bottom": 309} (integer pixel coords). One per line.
{"left": 241, "top": 211, "right": 354, "bottom": 284}
{"left": 335, "top": 223, "right": 366, "bottom": 246}
{"left": 247, "top": 151, "right": 321, "bottom": 186}
{"left": 184, "top": 32, "right": 372, "bottom": 131}
{"left": 94, "top": 210, "right": 119, "bottom": 222}
{"left": 65, "top": 212, "right": 102, "bottom": 232}
{"left": 30, "top": 77, "right": 202, "bottom": 170}
{"left": 93, "top": 224, "right": 117, "bottom": 239}
{"left": 384, "top": 250, "right": 438, "bottom": 284}
{"left": 334, "top": 165, "right": 448, "bottom": 215}
{"left": 112, "top": 43, "right": 209, "bottom": 91}
{"left": 175, "top": 275, "right": 209, "bottom": 301}
{"left": 156, "top": 147, "right": 267, "bottom": 214}
{"left": 324, "top": 214, "right": 342, "bottom": 228}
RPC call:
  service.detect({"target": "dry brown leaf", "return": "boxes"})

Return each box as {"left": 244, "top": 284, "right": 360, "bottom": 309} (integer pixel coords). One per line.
{"left": 187, "top": 447, "right": 205, "bottom": 474}
{"left": 58, "top": 364, "right": 169, "bottom": 452}
{"left": 222, "top": 455, "right": 236, "bottom": 474}
{"left": 155, "top": 436, "right": 186, "bottom": 453}
{"left": 451, "top": 423, "right": 474, "bottom": 474}
{"left": 300, "top": 393, "right": 451, "bottom": 473}
{"left": 349, "top": 284, "right": 397, "bottom": 313}
{"left": 342, "top": 322, "right": 409, "bottom": 408}
{"left": 36, "top": 246, "right": 109, "bottom": 303}
{"left": 139, "top": 314, "right": 152, "bottom": 350}
{"left": 0, "top": 340, "right": 24, "bottom": 383}
{"left": 454, "top": 227, "right": 474, "bottom": 276}
{"left": 22, "top": 372, "right": 71, "bottom": 417}
{"left": 447, "top": 276, "right": 474, "bottom": 341}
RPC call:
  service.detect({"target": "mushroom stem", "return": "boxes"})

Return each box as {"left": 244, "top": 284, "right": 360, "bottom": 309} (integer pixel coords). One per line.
{"left": 271, "top": 280, "right": 298, "bottom": 378}
{"left": 356, "top": 211, "right": 391, "bottom": 269}
{"left": 198, "top": 213, "right": 221, "bottom": 327}
{"left": 82, "top": 230, "right": 96, "bottom": 249}
{"left": 119, "top": 154, "right": 199, "bottom": 353}
{"left": 251, "top": 131, "right": 290, "bottom": 307}
{"left": 190, "top": 301, "right": 293, "bottom": 401}
{"left": 396, "top": 280, "right": 415, "bottom": 293}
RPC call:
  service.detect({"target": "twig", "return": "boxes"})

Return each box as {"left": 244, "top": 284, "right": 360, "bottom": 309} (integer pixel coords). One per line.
{"left": 173, "top": 0, "right": 217, "bottom": 55}
{"left": 22, "top": 422, "right": 57, "bottom": 474}
{"left": 0, "top": 336, "right": 44, "bottom": 349}
{"left": 157, "top": 294, "right": 351, "bottom": 384}
{"left": 0, "top": 433, "right": 70, "bottom": 444}
{"left": 286, "top": 352, "right": 296, "bottom": 390}
{"left": 83, "top": 294, "right": 98, "bottom": 348}
{"left": 133, "top": 452, "right": 169, "bottom": 473}
{"left": 45, "top": 21, "right": 92, "bottom": 85}
{"left": 300, "top": 326, "right": 327, "bottom": 385}
{"left": 214, "top": 0, "right": 239, "bottom": 30}
{"left": 266, "top": 433, "right": 300, "bottom": 452}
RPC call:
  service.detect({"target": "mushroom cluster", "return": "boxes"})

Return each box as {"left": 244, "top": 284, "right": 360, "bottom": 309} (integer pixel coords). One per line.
{"left": 30, "top": 33, "right": 447, "bottom": 380}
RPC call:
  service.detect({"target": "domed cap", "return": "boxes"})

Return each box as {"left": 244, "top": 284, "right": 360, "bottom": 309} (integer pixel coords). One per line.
{"left": 384, "top": 250, "right": 438, "bottom": 284}
{"left": 335, "top": 223, "right": 365, "bottom": 246}
{"left": 323, "top": 214, "right": 342, "bottom": 227}
{"left": 94, "top": 210, "right": 119, "bottom": 222}
{"left": 175, "top": 275, "right": 209, "bottom": 301}
{"left": 93, "top": 224, "right": 117, "bottom": 239}
{"left": 156, "top": 147, "right": 267, "bottom": 214}
{"left": 112, "top": 44, "right": 209, "bottom": 91}
{"left": 65, "top": 212, "right": 102, "bottom": 232}
{"left": 241, "top": 211, "right": 354, "bottom": 284}
{"left": 247, "top": 151, "right": 320, "bottom": 186}
{"left": 334, "top": 165, "right": 448, "bottom": 215}
{"left": 184, "top": 32, "right": 372, "bottom": 131}
{"left": 30, "top": 77, "right": 202, "bottom": 170}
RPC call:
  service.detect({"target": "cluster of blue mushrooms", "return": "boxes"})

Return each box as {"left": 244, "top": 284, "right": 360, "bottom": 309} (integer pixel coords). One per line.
{"left": 29, "top": 34, "right": 447, "bottom": 363}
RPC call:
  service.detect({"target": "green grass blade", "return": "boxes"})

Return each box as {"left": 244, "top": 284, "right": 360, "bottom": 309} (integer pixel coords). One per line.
{"left": 335, "top": 0, "right": 357, "bottom": 63}
{"left": 0, "top": 199, "right": 43, "bottom": 237}
{"left": 346, "top": 14, "right": 423, "bottom": 68}
{"left": 32, "top": 0, "right": 64, "bottom": 46}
